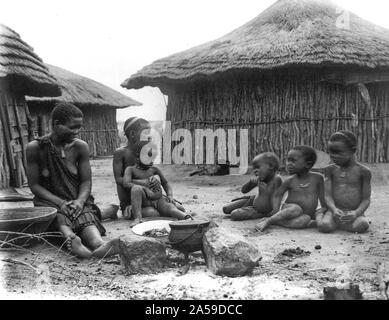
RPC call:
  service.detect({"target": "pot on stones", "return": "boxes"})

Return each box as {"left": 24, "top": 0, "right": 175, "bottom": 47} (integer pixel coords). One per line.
{"left": 168, "top": 218, "right": 210, "bottom": 254}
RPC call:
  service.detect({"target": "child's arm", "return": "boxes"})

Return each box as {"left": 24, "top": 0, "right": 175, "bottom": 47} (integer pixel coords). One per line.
{"left": 343, "top": 167, "right": 372, "bottom": 221}
{"left": 269, "top": 177, "right": 288, "bottom": 216}
{"left": 153, "top": 167, "right": 173, "bottom": 199}
{"left": 241, "top": 177, "right": 259, "bottom": 194}
{"left": 318, "top": 174, "right": 327, "bottom": 213}
{"left": 324, "top": 166, "right": 344, "bottom": 219}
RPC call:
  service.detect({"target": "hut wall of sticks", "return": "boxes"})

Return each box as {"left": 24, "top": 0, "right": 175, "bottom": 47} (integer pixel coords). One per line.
{"left": 165, "top": 70, "right": 389, "bottom": 164}
{"left": 122, "top": 0, "right": 389, "bottom": 165}
{"left": 27, "top": 64, "right": 141, "bottom": 157}
{"left": 0, "top": 24, "right": 60, "bottom": 189}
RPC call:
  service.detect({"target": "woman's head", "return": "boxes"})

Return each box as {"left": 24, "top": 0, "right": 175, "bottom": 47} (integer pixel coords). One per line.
{"left": 252, "top": 152, "right": 280, "bottom": 180}
{"left": 51, "top": 102, "right": 83, "bottom": 143}
{"left": 123, "top": 117, "right": 151, "bottom": 145}
{"left": 328, "top": 130, "right": 357, "bottom": 166}
{"left": 287, "top": 146, "right": 317, "bottom": 174}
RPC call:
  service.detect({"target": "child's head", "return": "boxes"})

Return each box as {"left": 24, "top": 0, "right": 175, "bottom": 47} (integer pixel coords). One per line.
{"left": 287, "top": 146, "right": 317, "bottom": 174}
{"left": 134, "top": 140, "right": 158, "bottom": 168}
{"left": 252, "top": 152, "right": 280, "bottom": 180}
{"left": 328, "top": 130, "right": 357, "bottom": 166}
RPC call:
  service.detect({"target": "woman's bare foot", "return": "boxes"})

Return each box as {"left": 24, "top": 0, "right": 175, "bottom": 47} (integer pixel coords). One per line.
{"left": 92, "top": 238, "right": 120, "bottom": 258}
{"left": 66, "top": 234, "right": 92, "bottom": 258}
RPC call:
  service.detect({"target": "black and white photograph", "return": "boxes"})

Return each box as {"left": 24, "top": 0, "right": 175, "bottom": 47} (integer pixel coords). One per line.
{"left": 1, "top": 0, "right": 389, "bottom": 302}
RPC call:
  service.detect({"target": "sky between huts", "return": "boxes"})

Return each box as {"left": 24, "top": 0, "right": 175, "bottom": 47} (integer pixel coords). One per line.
{"left": 1, "top": 0, "right": 389, "bottom": 122}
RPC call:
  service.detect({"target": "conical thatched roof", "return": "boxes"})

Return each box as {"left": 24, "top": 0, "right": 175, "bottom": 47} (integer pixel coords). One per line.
{"left": 122, "top": 0, "right": 389, "bottom": 89}
{"left": 0, "top": 24, "right": 60, "bottom": 97}
{"left": 27, "top": 64, "right": 141, "bottom": 108}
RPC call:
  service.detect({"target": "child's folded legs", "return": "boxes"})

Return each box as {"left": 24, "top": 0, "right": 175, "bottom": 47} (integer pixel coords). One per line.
{"left": 230, "top": 206, "right": 265, "bottom": 221}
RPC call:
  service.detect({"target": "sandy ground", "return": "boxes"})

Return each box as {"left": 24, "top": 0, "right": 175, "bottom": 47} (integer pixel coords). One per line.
{"left": 1, "top": 158, "right": 389, "bottom": 300}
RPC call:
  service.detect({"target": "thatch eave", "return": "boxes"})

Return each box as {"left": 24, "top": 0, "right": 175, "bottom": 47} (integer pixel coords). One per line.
{"left": 0, "top": 24, "right": 61, "bottom": 97}
{"left": 27, "top": 64, "right": 142, "bottom": 109}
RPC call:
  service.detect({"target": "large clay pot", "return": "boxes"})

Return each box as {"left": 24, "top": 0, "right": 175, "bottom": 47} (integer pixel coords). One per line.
{"left": 168, "top": 218, "right": 210, "bottom": 253}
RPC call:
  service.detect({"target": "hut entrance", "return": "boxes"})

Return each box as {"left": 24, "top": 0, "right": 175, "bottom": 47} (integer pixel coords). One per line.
{"left": 0, "top": 78, "right": 30, "bottom": 189}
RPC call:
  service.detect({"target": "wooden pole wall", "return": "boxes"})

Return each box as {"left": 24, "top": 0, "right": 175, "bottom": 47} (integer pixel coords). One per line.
{"left": 166, "top": 73, "right": 389, "bottom": 164}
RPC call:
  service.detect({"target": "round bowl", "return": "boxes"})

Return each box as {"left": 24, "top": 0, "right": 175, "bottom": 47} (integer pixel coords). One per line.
{"left": 0, "top": 207, "right": 57, "bottom": 246}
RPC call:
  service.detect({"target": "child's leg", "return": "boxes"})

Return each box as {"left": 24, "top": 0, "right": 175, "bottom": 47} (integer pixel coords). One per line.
{"left": 316, "top": 211, "right": 337, "bottom": 234}
{"left": 230, "top": 206, "right": 265, "bottom": 221}
{"left": 223, "top": 197, "right": 252, "bottom": 215}
{"left": 80, "top": 225, "right": 119, "bottom": 258}
{"left": 131, "top": 185, "right": 148, "bottom": 223}
{"left": 255, "top": 204, "right": 304, "bottom": 231}
{"left": 157, "top": 197, "right": 188, "bottom": 220}
{"left": 276, "top": 214, "right": 312, "bottom": 229}
{"left": 58, "top": 225, "right": 92, "bottom": 258}
{"left": 340, "top": 216, "right": 369, "bottom": 234}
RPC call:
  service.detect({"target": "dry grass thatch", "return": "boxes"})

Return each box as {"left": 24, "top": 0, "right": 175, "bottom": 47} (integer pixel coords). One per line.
{"left": 122, "top": 0, "right": 389, "bottom": 89}
{"left": 27, "top": 64, "right": 141, "bottom": 108}
{"left": 0, "top": 24, "right": 60, "bottom": 97}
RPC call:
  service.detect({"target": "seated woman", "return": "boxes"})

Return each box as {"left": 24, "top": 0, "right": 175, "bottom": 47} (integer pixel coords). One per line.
{"left": 26, "top": 103, "right": 119, "bottom": 259}
{"left": 113, "top": 117, "right": 186, "bottom": 221}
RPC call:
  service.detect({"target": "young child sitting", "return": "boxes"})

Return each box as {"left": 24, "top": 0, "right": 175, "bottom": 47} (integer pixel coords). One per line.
{"left": 255, "top": 146, "right": 326, "bottom": 232}
{"left": 223, "top": 153, "right": 282, "bottom": 221}
{"left": 316, "top": 130, "right": 371, "bottom": 234}
{"left": 122, "top": 140, "right": 190, "bottom": 224}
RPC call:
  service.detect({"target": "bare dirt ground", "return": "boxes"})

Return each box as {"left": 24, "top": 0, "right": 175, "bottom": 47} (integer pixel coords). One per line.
{"left": 1, "top": 158, "right": 389, "bottom": 300}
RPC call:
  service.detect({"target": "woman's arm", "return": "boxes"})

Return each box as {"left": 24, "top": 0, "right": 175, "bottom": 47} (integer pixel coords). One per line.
{"left": 75, "top": 141, "right": 92, "bottom": 205}
{"left": 113, "top": 148, "right": 125, "bottom": 186}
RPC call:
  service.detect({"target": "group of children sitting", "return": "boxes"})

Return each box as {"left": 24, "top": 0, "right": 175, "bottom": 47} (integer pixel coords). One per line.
{"left": 123, "top": 125, "right": 370, "bottom": 234}
{"left": 223, "top": 130, "right": 371, "bottom": 234}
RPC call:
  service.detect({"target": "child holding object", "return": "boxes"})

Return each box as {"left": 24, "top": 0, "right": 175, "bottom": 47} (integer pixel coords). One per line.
{"left": 255, "top": 146, "right": 326, "bottom": 232}
{"left": 122, "top": 140, "right": 190, "bottom": 225}
{"left": 317, "top": 131, "right": 371, "bottom": 234}
{"left": 223, "top": 153, "right": 282, "bottom": 221}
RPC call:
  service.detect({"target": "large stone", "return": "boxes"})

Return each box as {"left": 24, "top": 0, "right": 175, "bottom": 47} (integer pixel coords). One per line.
{"left": 118, "top": 234, "right": 167, "bottom": 274}
{"left": 202, "top": 227, "right": 261, "bottom": 277}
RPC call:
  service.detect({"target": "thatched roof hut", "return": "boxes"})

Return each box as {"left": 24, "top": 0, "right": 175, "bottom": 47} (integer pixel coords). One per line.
{"left": 0, "top": 24, "right": 60, "bottom": 97}
{"left": 1, "top": 24, "right": 60, "bottom": 189}
{"left": 27, "top": 64, "right": 141, "bottom": 157}
{"left": 122, "top": 0, "right": 389, "bottom": 164}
